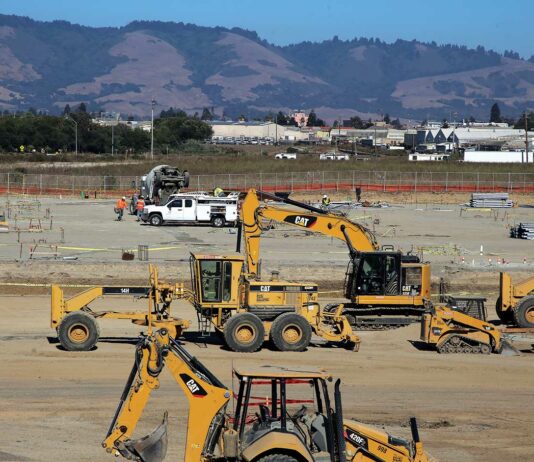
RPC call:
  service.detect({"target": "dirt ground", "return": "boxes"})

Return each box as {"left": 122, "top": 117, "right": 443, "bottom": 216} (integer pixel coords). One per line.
{"left": 1, "top": 195, "right": 534, "bottom": 461}
{"left": 0, "top": 297, "right": 533, "bottom": 462}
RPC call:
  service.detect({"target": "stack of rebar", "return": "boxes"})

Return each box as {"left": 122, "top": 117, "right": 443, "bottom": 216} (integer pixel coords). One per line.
{"left": 470, "top": 193, "right": 514, "bottom": 208}
{"left": 510, "top": 222, "right": 534, "bottom": 240}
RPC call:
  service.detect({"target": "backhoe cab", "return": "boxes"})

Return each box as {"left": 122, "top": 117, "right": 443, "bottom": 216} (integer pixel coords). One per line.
{"left": 103, "top": 328, "right": 433, "bottom": 462}
{"left": 189, "top": 253, "right": 358, "bottom": 353}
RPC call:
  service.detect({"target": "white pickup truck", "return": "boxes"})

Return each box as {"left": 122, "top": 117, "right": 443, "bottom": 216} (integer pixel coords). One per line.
{"left": 275, "top": 152, "right": 297, "bottom": 160}
{"left": 319, "top": 152, "right": 350, "bottom": 160}
{"left": 141, "top": 192, "right": 239, "bottom": 227}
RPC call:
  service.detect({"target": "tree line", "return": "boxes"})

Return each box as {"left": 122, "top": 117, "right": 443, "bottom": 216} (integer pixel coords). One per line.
{"left": 0, "top": 104, "right": 213, "bottom": 154}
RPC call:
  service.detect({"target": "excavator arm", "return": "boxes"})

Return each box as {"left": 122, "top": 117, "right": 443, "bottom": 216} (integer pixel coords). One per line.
{"left": 241, "top": 189, "right": 378, "bottom": 276}
{"left": 102, "top": 329, "right": 231, "bottom": 462}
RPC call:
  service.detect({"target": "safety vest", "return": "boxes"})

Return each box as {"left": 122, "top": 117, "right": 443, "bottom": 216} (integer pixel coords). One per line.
{"left": 322, "top": 197, "right": 331, "bottom": 206}
{"left": 116, "top": 199, "right": 127, "bottom": 209}
{"left": 136, "top": 199, "right": 145, "bottom": 211}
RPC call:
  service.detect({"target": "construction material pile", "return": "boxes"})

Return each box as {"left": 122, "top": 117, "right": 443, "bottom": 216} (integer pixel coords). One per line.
{"left": 510, "top": 222, "right": 534, "bottom": 240}
{"left": 469, "top": 193, "right": 513, "bottom": 208}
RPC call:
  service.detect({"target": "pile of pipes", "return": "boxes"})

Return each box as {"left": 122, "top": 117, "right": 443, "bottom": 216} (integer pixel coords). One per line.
{"left": 510, "top": 222, "right": 534, "bottom": 240}
{"left": 469, "top": 193, "right": 514, "bottom": 208}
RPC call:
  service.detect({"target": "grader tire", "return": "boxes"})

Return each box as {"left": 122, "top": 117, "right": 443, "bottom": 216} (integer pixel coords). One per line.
{"left": 257, "top": 455, "right": 299, "bottom": 462}
{"left": 223, "top": 313, "right": 264, "bottom": 353}
{"left": 270, "top": 313, "right": 312, "bottom": 352}
{"left": 58, "top": 311, "right": 100, "bottom": 351}
{"left": 513, "top": 296, "right": 534, "bottom": 328}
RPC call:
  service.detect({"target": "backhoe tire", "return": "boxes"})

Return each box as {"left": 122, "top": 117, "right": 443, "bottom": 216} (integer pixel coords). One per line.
{"left": 513, "top": 296, "right": 534, "bottom": 328}
{"left": 270, "top": 313, "right": 312, "bottom": 352}
{"left": 224, "top": 313, "right": 264, "bottom": 353}
{"left": 57, "top": 311, "right": 100, "bottom": 351}
{"left": 495, "top": 297, "right": 514, "bottom": 324}
{"left": 257, "top": 455, "right": 299, "bottom": 462}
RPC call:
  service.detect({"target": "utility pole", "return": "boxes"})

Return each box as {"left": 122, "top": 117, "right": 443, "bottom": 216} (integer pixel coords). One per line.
{"left": 65, "top": 115, "right": 78, "bottom": 157}
{"left": 150, "top": 99, "right": 156, "bottom": 159}
{"left": 525, "top": 110, "right": 530, "bottom": 163}
{"left": 111, "top": 124, "right": 114, "bottom": 156}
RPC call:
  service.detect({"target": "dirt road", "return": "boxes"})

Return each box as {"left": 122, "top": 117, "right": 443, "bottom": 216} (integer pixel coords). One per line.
{"left": 0, "top": 296, "right": 533, "bottom": 462}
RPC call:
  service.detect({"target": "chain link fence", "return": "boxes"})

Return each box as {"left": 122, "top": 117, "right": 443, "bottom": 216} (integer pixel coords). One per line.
{"left": 0, "top": 171, "right": 533, "bottom": 197}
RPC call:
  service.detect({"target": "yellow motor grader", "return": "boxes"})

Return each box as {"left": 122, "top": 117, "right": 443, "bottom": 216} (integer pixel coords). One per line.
{"left": 102, "top": 328, "right": 434, "bottom": 462}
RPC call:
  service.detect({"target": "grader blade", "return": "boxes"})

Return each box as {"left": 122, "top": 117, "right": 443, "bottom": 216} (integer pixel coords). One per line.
{"left": 125, "top": 412, "right": 168, "bottom": 462}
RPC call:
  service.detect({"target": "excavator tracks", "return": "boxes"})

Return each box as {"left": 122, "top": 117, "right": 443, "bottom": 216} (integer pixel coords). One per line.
{"left": 437, "top": 335, "right": 492, "bottom": 354}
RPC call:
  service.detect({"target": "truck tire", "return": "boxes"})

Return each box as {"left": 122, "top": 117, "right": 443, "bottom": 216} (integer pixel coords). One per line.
{"left": 495, "top": 297, "right": 513, "bottom": 324}
{"left": 223, "top": 313, "right": 264, "bottom": 353}
{"left": 149, "top": 214, "right": 163, "bottom": 226}
{"left": 57, "top": 311, "right": 100, "bottom": 351}
{"left": 212, "top": 215, "right": 225, "bottom": 228}
{"left": 257, "top": 455, "right": 299, "bottom": 462}
{"left": 270, "top": 313, "right": 312, "bottom": 352}
{"left": 513, "top": 296, "right": 534, "bottom": 328}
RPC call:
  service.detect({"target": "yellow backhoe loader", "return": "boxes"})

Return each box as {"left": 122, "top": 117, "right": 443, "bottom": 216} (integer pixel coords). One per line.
{"left": 239, "top": 189, "right": 431, "bottom": 330}
{"left": 51, "top": 265, "right": 189, "bottom": 351}
{"left": 102, "top": 328, "right": 434, "bottom": 462}
{"left": 495, "top": 271, "right": 534, "bottom": 327}
{"left": 420, "top": 305, "right": 518, "bottom": 355}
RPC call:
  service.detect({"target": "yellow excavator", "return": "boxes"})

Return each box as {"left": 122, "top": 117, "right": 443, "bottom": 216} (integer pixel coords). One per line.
{"left": 102, "top": 328, "right": 434, "bottom": 462}
{"left": 239, "top": 189, "right": 431, "bottom": 330}
{"left": 495, "top": 271, "right": 534, "bottom": 327}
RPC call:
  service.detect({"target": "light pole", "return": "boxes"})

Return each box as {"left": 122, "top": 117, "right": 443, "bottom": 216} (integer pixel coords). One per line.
{"left": 65, "top": 115, "right": 78, "bottom": 156}
{"left": 111, "top": 124, "right": 114, "bottom": 156}
{"left": 150, "top": 99, "right": 156, "bottom": 159}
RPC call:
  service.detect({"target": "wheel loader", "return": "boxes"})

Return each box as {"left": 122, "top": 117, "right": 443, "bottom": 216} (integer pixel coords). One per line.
{"left": 240, "top": 189, "right": 431, "bottom": 330}
{"left": 495, "top": 271, "right": 534, "bottom": 328}
{"left": 50, "top": 265, "right": 189, "bottom": 351}
{"left": 420, "top": 305, "right": 519, "bottom": 355}
{"left": 102, "top": 328, "right": 434, "bottom": 462}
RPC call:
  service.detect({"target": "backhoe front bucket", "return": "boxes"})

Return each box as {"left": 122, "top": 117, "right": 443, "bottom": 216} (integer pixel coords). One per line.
{"left": 500, "top": 339, "right": 521, "bottom": 356}
{"left": 125, "top": 412, "right": 169, "bottom": 462}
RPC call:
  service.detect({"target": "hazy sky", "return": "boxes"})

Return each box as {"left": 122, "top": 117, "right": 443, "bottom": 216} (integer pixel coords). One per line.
{"left": 2, "top": 0, "right": 533, "bottom": 57}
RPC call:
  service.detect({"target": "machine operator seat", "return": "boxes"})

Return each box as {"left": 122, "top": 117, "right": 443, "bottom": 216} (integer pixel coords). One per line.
{"left": 310, "top": 414, "right": 328, "bottom": 453}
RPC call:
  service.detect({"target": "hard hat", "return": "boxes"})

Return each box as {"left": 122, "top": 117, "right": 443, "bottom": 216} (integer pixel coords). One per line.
{"left": 122, "top": 196, "right": 126, "bottom": 200}
{"left": 323, "top": 194, "right": 327, "bottom": 198}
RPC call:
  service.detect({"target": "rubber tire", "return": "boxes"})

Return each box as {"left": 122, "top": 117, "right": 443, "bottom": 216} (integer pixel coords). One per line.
{"left": 212, "top": 215, "right": 225, "bottom": 228}
{"left": 270, "top": 313, "right": 312, "bottom": 352}
{"left": 223, "top": 313, "right": 265, "bottom": 352}
{"left": 257, "top": 454, "right": 299, "bottom": 462}
{"left": 513, "top": 296, "right": 534, "bottom": 328}
{"left": 57, "top": 311, "right": 100, "bottom": 351}
{"left": 149, "top": 214, "right": 163, "bottom": 226}
{"left": 495, "top": 297, "right": 514, "bottom": 324}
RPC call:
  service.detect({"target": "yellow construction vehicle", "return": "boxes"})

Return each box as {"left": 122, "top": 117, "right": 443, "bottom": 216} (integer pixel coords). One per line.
{"left": 51, "top": 265, "right": 189, "bottom": 351}
{"left": 496, "top": 271, "right": 534, "bottom": 327}
{"left": 102, "top": 328, "right": 433, "bottom": 462}
{"left": 240, "top": 189, "right": 431, "bottom": 330}
{"left": 189, "top": 252, "right": 358, "bottom": 352}
{"left": 420, "top": 304, "right": 518, "bottom": 355}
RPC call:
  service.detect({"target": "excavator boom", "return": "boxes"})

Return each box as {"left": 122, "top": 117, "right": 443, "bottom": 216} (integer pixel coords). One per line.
{"left": 241, "top": 189, "right": 378, "bottom": 277}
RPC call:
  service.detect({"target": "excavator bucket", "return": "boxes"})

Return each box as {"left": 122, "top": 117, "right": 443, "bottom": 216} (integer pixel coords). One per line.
{"left": 500, "top": 339, "right": 521, "bottom": 356}
{"left": 125, "top": 412, "right": 169, "bottom": 462}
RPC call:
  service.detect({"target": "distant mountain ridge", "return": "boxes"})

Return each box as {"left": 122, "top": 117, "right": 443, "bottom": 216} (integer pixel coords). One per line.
{"left": 0, "top": 14, "right": 532, "bottom": 119}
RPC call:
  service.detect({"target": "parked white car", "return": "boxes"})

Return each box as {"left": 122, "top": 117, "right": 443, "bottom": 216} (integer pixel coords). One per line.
{"left": 319, "top": 152, "right": 350, "bottom": 160}
{"left": 275, "top": 153, "right": 297, "bottom": 160}
{"left": 141, "top": 192, "right": 239, "bottom": 227}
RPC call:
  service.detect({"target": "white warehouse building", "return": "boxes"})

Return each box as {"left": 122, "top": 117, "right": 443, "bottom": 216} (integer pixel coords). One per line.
{"left": 209, "top": 121, "right": 309, "bottom": 142}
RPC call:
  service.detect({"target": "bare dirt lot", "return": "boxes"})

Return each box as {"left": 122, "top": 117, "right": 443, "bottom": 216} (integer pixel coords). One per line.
{"left": 1, "top": 195, "right": 534, "bottom": 462}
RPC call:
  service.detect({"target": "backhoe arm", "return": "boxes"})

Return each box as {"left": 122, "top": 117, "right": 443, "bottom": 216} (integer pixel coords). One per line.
{"left": 241, "top": 189, "right": 378, "bottom": 276}
{"left": 103, "top": 329, "right": 231, "bottom": 462}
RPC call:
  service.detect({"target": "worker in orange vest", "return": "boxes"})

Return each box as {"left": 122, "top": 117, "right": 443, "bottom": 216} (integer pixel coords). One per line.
{"left": 136, "top": 196, "right": 145, "bottom": 221}
{"left": 115, "top": 196, "right": 127, "bottom": 221}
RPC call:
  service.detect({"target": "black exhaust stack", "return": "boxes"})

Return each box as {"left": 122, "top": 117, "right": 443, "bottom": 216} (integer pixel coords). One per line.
{"left": 334, "top": 379, "right": 347, "bottom": 462}
{"left": 409, "top": 417, "right": 420, "bottom": 444}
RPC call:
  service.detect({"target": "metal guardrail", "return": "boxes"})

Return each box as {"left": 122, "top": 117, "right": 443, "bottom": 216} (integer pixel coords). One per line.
{"left": 1, "top": 171, "right": 534, "bottom": 196}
